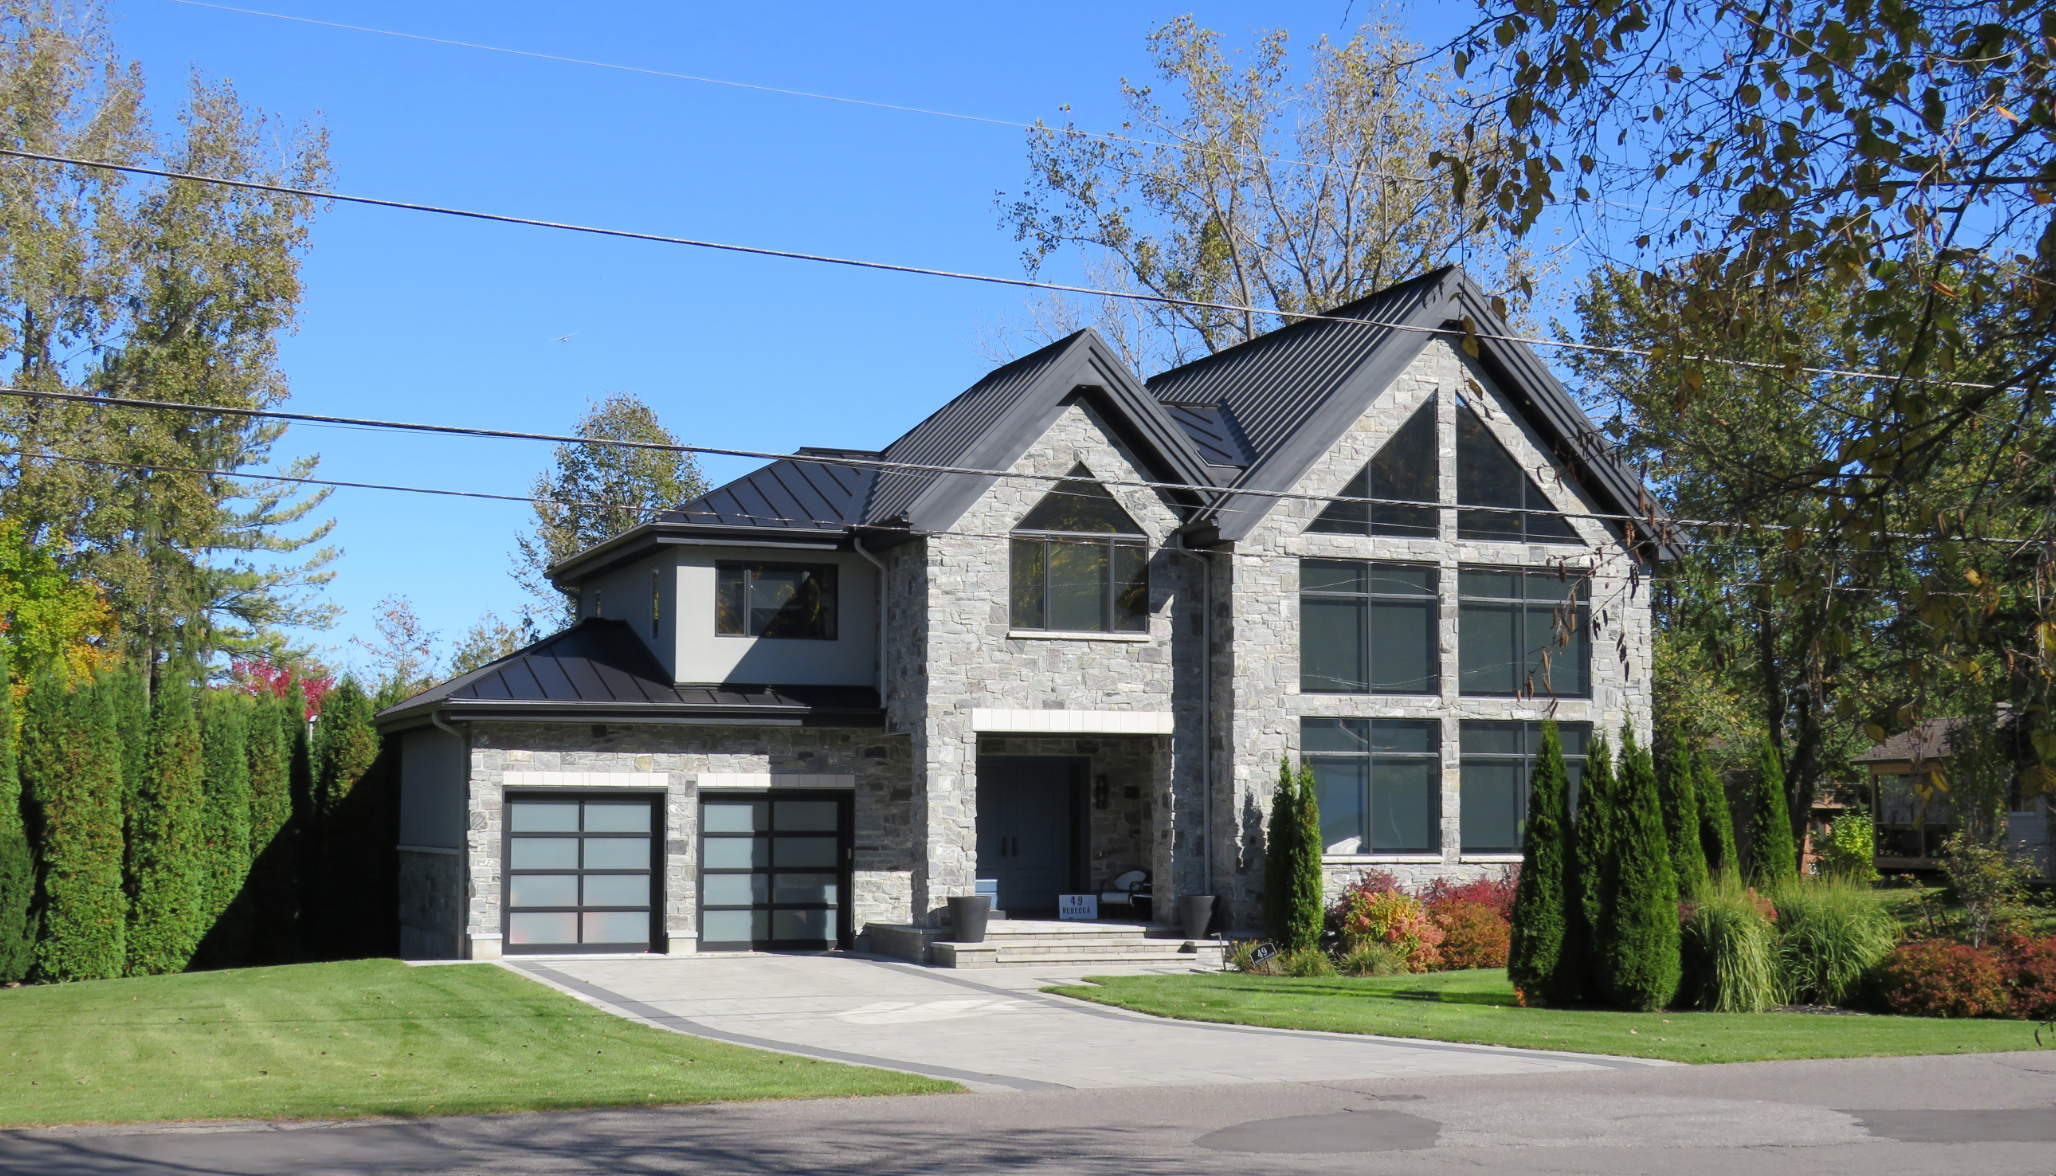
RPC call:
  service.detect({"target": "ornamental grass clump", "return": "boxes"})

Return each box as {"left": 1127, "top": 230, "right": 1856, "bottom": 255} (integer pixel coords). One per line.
{"left": 1340, "top": 888, "right": 1444, "bottom": 973}
{"left": 1337, "top": 942, "right": 1405, "bottom": 977}
{"left": 1771, "top": 877, "right": 1898, "bottom": 1006}
{"left": 1680, "top": 876, "right": 1779, "bottom": 1013}
{"left": 1278, "top": 946, "right": 1336, "bottom": 977}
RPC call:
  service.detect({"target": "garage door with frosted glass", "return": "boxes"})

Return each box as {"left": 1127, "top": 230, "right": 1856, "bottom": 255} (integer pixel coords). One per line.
{"left": 699, "top": 794, "right": 848, "bottom": 951}
{"left": 503, "top": 796, "right": 658, "bottom": 954}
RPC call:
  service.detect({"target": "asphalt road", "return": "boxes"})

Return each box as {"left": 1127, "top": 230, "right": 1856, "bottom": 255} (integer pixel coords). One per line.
{"left": 4, "top": 1049, "right": 2052, "bottom": 1175}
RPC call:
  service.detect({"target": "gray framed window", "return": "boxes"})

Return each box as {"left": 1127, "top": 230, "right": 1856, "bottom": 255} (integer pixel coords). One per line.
{"left": 1008, "top": 465, "right": 1149, "bottom": 633}
{"left": 1302, "top": 718, "right": 1440, "bottom": 854}
{"left": 716, "top": 562, "right": 838, "bottom": 639}
{"left": 1307, "top": 398, "right": 1438, "bottom": 538}
{"left": 1460, "top": 721, "right": 1591, "bottom": 852}
{"left": 1457, "top": 400, "right": 1581, "bottom": 543}
{"left": 1299, "top": 560, "right": 1438, "bottom": 694}
{"left": 503, "top": 795, "right": 658, "bottom": 954}
{"left": 1457, "top": 568, "right": 1590, "bottom": 697}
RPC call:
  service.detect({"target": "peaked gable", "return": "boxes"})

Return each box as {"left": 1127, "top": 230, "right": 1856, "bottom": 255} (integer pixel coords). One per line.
{"left": 1015, "top": 464, "right": 1147, "bottom": 535}
{"left": 1455, "top": 399, "right": 1580, "bottom": 543}
{"left": 1306, "top": 396, "right": 1438, "bottom": 539}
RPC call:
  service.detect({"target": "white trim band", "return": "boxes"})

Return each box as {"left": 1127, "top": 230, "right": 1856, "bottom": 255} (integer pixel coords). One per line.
{"left": 971, "top": 708, "right": 1174, "bottom": 735}
{"left": 696, "top": 772, "right": 855, "bottom": 790}
{"left": 502, "top": 770, "right": 669, "bottom": 789}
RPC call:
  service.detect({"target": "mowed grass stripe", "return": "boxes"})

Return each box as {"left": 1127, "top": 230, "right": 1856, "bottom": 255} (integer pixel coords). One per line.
{"left": 0, "top": 958, "right": 955, "bottom": 1126}
{"left": 1048, "top": 968, "right": 2053, "bottom": 1064}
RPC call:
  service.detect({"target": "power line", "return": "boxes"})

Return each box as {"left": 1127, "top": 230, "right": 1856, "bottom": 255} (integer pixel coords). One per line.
{"left": 0, "top": 146, "right": 2011, "bottom": 394}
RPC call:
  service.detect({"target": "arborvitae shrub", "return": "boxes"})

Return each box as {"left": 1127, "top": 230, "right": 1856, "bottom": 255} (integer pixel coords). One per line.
{"left": 1602, "top": 728, "right": 1682, "bottom": 1010}
{"left": 1287, "top": 761, "right": 1325, "bottom": 951}
{"left": 195, "top": 689, "right": 254, "bottom": 965}
{"left": 1657, "top": 722, "right": 1709, "bottom": 900}
{"left": 311, "top": 679, "right": 391, "bottom": 957}
{"left": 1745, "top": 738, "right": 1798, "bottom": 885}
{"left": 1695, "top": 748, "right": 1738, "bottom": 875}
{"left": 246, "top": 689, "right": 297, "bottom": 958}
{"left": 1262, "top": 755, "right": 1298, "bottom": 946}
{"left": 0, "top": 649, "right": 33, "bottom": 982}
{"left": 127, "top": 676, "right": 207, "bottom": 975}
{"left": 25, "top": 672, "right": 127, "bottom": 980}
{"left": 1558, "top": 733, "right": 1616, "bottom": 1005}
{"left": 1508, "top": 721, "right": 1571, "bottom": 999}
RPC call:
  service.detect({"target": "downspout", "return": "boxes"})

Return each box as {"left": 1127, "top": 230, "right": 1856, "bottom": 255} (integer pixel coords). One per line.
{"left": 851, "top": 535, "right": 888, "bottom": 703}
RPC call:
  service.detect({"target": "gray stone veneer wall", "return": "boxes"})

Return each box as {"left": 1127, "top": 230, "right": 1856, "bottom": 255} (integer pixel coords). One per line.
{"left": 455, "top": 721, "right": 913, "bottom": 958}
{"left": 1216, "top": 340, "right": 1654, "bottom": 929}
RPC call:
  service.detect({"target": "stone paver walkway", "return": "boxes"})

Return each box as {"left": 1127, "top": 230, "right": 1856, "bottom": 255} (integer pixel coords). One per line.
{"left": 505, "top": 954, "right": 1665, "bottom": 1092}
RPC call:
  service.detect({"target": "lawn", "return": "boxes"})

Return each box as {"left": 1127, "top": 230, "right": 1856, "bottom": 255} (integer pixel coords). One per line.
{"left": 0, "top": 959, "right": 955, "bottom": 1127}
{"left": 1049, "top": 968, "right": 2054, "bottom": 1064}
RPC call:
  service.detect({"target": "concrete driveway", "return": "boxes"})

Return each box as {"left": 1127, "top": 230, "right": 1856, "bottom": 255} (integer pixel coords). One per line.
{"left": 503, "top": 953, "right": 1662, "bottom": 1090}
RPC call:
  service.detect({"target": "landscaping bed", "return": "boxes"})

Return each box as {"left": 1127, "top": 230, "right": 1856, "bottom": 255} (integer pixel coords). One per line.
{"left": 0, "top": 959, "right": 954, "bottom": 1127}
{"left": 1048, "top": 968, "right": 2052, "bottom": 1063}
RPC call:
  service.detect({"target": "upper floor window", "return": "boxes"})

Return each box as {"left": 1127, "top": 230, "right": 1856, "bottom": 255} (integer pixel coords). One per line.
{"left": 1307, "top": 398, "right": 1437, "bottom": 538}
{"left": 1456, "top": 401, "right": 1580, "bottom": 543}
{"left": 1303, "top": 717, "right": 1440, "bottom": 854}
{"left": 1009, "top": 466, "right": 1148, "bottom": 633}
{"left": 716, "top": 562, "right": 838, "bottom": 640}
{"left": 1457, "top": 568, "right": 1588, "bottom": 697}
{"left": 1299, "top": 560, "right": 1438, "bottom": 694}
{"left": 1459, "top": 721, "right": 1591, "bottom": 852}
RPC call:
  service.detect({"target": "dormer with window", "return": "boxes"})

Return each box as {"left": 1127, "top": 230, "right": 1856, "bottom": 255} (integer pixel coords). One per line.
{"left": 1007, "top": 465, "right": 1150, "bottom": 636}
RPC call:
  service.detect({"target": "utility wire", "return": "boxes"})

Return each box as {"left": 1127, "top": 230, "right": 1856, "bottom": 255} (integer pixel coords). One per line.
{"left": 0, "top": 147, "right": 2013, "bottom": 394}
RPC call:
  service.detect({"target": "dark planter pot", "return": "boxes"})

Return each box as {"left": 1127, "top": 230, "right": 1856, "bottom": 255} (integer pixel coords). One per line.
{"left": 1177, "top": 895, "right": 1216, "bottom": 941}
{"left": 948, "top": 895, "right": 992, "bottom": 943}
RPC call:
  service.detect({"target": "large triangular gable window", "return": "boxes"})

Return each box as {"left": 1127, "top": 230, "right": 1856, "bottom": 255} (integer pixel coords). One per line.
{"left": 1307, "top": 398, "right": 1437, "bottom": 538}
{"left": 1010, "top": 465, "right": 1149, "bottom": 633}
{"left": 1456, "top": 401, "right": 1579, "bottom": 543}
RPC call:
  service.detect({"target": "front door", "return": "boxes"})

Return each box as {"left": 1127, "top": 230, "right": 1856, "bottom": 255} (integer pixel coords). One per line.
{"left": 976, "top": 757, "right": 1081, "bottom": 915}
{"left": 699, "top": 792, "right": 851, "bottom": 951}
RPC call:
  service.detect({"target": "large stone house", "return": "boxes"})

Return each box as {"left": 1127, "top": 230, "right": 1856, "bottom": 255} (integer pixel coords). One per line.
{"left": 378, "top": 267, "right": 1665, "bottom": 963}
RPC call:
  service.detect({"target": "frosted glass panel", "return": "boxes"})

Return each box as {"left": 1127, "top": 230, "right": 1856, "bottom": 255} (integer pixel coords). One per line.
{"left": 773, "top": 800, "right": 839, "bottom": 831}
{"left": 583, "top": 838, "right": 649, "bottom": 869}
{"left": 773, "top": 909, "right": 830, "bottom": 940}
{"left": 584, "top": 802, "right": 650, "bottom": 832}
{"left": 509, "top": 838, "right": 578, "bottom": 869}
{"left": 508, "top": 911, "right": 577, "bottom": 945}
{"left": 702, "top": 838, "right": 766, "bottom": 869}
{"left": 701, "top": 909, "right": 766, "bottom": 944}
{"left": 582, "top": 911, "right": 649, "bottom": 944}
{"left": 700, "top": 873, "right": 766, "bottom": 906}
{"left": 773, "top": 837, "right": 837, "bottom": 868}
{"left": 507, "top": 875, "right": 577, "bottom": 907}
{"left": 509, "top": 803, "right": 579, "bottom": 832}
{"left": 583, "top": 874, "right": 650, "bottom": 907}
{"left": 703, "top": 803, "right": 766, "bottom": 833}
{"left": 773, "top": 874, "right": 839, "bottom": 904}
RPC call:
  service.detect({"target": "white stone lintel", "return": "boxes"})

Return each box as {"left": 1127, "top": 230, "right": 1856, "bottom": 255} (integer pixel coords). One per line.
{"left": 696, "top": 772, "right": 856, "bottom": 790}
{"left": 501, "top": 771, "right": 669, "bottom": 789}
{"left": 970, "top": 708, "right": 1174, "bottom": 735}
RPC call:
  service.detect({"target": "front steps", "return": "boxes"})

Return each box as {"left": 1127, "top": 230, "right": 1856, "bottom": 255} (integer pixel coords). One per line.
{"left": 869, "top": 919, "right": 1224, "bottom": 969}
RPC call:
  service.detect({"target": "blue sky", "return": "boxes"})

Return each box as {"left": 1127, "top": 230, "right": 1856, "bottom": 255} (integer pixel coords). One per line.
{"left": 102, "top": 0, "right": 1491, "bottom": 673}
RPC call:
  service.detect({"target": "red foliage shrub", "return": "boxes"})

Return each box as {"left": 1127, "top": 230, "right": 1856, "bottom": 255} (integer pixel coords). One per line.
{"left": 1873, "top": 941, "right": 2012, "bottom": 1018}
{"left": 232, "top": 655, "right": 334, "bottom": 718}
{"left": 1431, "top": 899, "right": 1512, "bottom": 970}
{"left": 1420, "top": 870, "right": 1518, "bottom": 921}
{"left": 1995, "top": 933, "right": 2056, "bottom": 1022}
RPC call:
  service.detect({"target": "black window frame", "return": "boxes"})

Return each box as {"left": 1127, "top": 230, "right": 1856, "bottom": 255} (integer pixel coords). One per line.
{"left": 501, "top": 791, "right": 662, "bottom": 955}
{"left": 1297, "top": 559, "right": 1440, "bottom": 695}
{"left": 1455, "top": 399, "right": 1583, "bottom": 544}
{"left": 1306, "top": 397, "right": 1439, "bottom": 539}
{"left": 1456, "top": 567, "right": 1591, "bottom": 698}
{"left": 1459, "top": 721, "right": 1592, "bottom": 852}
{"left": 1009, "top": 533, "right": 1150, "bottom": 633}
{"left": 715, "top": 561, "right": 839, "bottom": 641}
{"left": 698, "top": 790, "right": 853, "bottom": 952}
{"left": 1301, "top": 717, "right": 1442, "bottom": 855}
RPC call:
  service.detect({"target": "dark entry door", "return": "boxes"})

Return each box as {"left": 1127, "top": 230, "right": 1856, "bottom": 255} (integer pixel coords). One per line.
{"left": 699, "top": 792, "right": 851, "bottom": 951}
{"left": 977, "top": 757, "right": 1080, "bottom": 914}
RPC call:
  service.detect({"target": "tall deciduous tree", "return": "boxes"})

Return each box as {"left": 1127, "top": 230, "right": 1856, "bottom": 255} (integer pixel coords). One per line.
{"left": 0, "top": 0, "right": 335, "bottom": 668}
{"left": 23, "top": 670, "right": 125, "bottom": 979}
{"left": 1604, "top": 728, "right": 1682, "bottom": 1010}
{"left": 0, "top": 648, "right": 32, "bottom": 981}
{"left": 126, "top": 674, "right": 204, "bottom": 974}
{"left": 1002, "top": 17, "right": 1535, "bottom": 373}
{"left": 512, "top": 394, "right": 705, "bottom": 625}
{"left": 1508, "top": 721, "right": 1571, "bottom": 1000}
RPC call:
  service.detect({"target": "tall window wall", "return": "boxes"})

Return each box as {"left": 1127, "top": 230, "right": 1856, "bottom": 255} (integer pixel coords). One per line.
{"left": 1458, "top": 722, "right": 1591, "bottom": 852}
{"left": 1302, "top": 718, "right": 1440, "bottom": 853}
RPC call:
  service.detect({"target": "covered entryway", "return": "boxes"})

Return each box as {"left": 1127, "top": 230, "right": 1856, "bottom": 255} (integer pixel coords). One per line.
{"left": 976, "top": 756, "right": 1085, "bottom": 917}
{"left": 503, "top": 794, "right": 660, "bottom": 954}
{"left": 699, "top": 792, "right": 852, "bottom": 951}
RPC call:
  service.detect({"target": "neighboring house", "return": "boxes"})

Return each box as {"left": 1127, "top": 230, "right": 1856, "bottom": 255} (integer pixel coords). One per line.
{"left": 1853, "top": 717, "right": 2053, "bottom": 876}
{"left": 377, "top": 266, "right": 1667, "bottom": 964}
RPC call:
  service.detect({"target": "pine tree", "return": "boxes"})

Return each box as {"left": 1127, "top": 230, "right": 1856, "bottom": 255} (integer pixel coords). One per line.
{"left": 1508, "top": 721, "right": 1571, "bottom": 999}
{"left": 24, "top": 672, "right": 127, "bottom": 980}
{"left": 1602, "top": 727, "right": 1683, "bottom": 1010}
{"left": 195, "top": 689, "right": 253, "bottom": 965}
{"left": 1657, "top": 721, "right": 1709, "bottom": 899}
{"left": 1557, "top": 733, "right": 1616, "bottom": 1005}
{"left": 1745, "top": 738, "right": 1798, "bottom": 884}
{"left": 1262, "top": 755, "right": 1298, "bottom": 945}
{"left": 1287, "top": 761, "right": 1325, "bottom": 951}
{"left": 1695, "top": 748, "right": 1738, "bottom": 876}
{"left": 0, "top": 649, "right": 34, "bottom": 981}
{"left": 246, "top": 688, "right": 296, "bottom": 958}
{"left": 127, "top": 676, "right": 207, "bottom": 975}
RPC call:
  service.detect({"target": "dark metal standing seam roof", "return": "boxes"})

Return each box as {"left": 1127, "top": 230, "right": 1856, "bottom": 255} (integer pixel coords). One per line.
{"left": 373, "top": 619, "right": 883, "bottom": 729}
{"left": 660, "top": 448, "right": 880, "bottom": 531}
